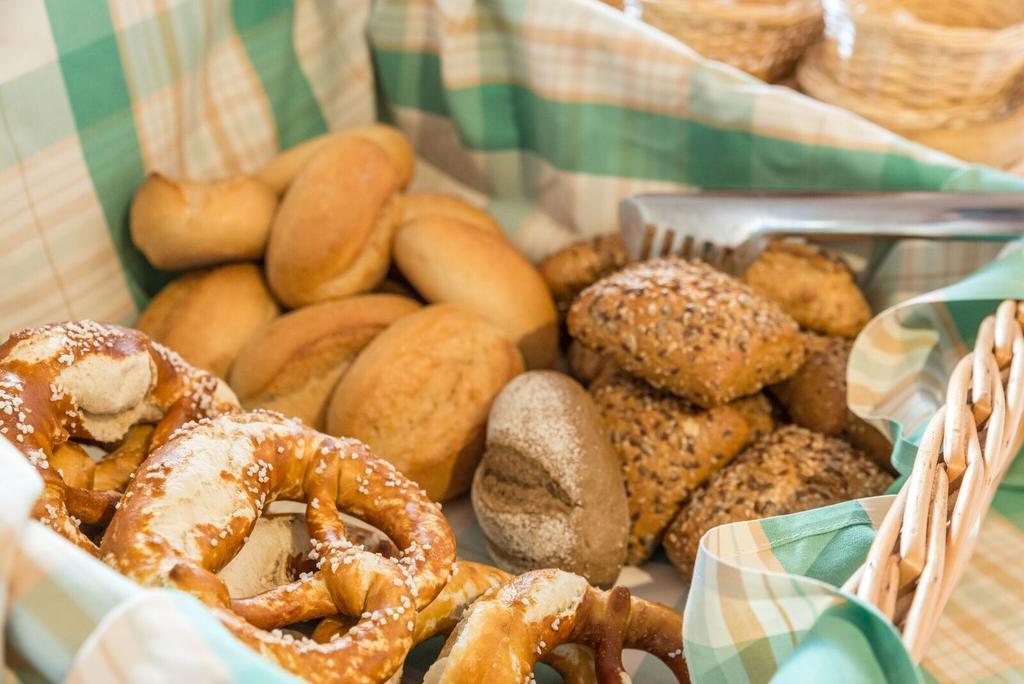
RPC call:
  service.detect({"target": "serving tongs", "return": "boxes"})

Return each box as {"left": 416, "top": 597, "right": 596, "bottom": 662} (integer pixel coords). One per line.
{"left": 620, "top": 192, "right": 1024, "bottom": 279}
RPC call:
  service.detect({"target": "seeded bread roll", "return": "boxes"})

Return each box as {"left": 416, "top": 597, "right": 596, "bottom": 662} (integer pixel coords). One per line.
{"left": 591, "top": 370, "right": 774, "bottom": 564}
{"left": 771, "top": 332, "right": 894, "bottom": 470}
{"left": 393, "top": 217, "right": 558, "bottom": 369}
{"left": 326, "top": 304, "right": 524, "bottom": 501}
{"left": 135, "top": 263, "right": 280, "bottom": 378}
{"left": 265, "top": 126, "right": 413, "bottom": 307}
{"left": 663, "top": 425, "right": 893, "bottom": 577}
{"left": 538, "top": 234, "right": 630, "bottom": 322}
{"left": 742, "top": 241, "right": 871, "bottom": 338}
{"left": 228, "top": 294, "right": 420, "bottom": 429}
{"left": 568, "top": 258, "right": 805, "bottom": 408}
{"left": 130, "top": 174, "right": 278, "bottom": 271}
{"left": 472, "top": 371, "right": 629, "bottom": 587}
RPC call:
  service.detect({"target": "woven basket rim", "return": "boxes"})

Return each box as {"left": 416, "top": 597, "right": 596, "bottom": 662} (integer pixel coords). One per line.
{"left": 823, "top": 0, "right": 1024, "bottom": 50}
{"left": 639, "top": 0, "right": 822, "bottom": 23}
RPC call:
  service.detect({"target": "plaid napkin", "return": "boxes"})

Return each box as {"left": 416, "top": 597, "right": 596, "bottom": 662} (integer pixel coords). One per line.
{"left": 2, "top": 1, "right": 1023, "bottom": 682}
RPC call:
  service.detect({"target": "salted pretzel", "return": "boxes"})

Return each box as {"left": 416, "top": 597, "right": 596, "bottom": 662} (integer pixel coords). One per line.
{"left": 0, "top": 321, "right": 237, "bottom": 553}
{"left": 101, "top": 411, "right": 457, "bottom": 684}
{"left": 424, "top": 568, "right": 688, "bottom": 684}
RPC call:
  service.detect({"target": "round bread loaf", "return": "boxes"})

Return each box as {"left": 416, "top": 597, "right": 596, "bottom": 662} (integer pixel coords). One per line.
{"left": 228, "top": 294, "right": 420, "bottom": 429}
{"left": 538, "top": 233, "right": 630, "bottom": 322}
{"left": 472, "top": 371, "right": 629, "bottom": 587}
{"left": 393, "top": 217, "right": 558, "bottom": 369}
{"left": 135, "top": 263, "right": 279, "bottom": 378}
{"left": 130, "top": 173, "right": 277, "bottom": 271}
{"left": 326, "top": 304, "right": 524, "bottom": 501}
{"left": 401, "top": 192, "right": 504, "bottom": 237}
{"left": 265, "top": 125, "right": 413, "bottom": 307}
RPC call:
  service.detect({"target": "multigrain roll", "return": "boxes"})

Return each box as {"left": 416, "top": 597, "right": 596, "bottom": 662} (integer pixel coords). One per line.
{"left": 393, "top": 217, "right": 558, "bottom": 369}
{"left": 265, "top": 126, "right": 413, "bottom": 307}
{"left": 326, "top": 304, "right": 524, "bottom": 501}
{"left": 135, "top": 263, "right": 279, "bottom": 378}
{"left": 472, "top": 371, "right": 629, "bottom": 587}
{"left": 742, "top": 241, "right": 872, "bottom": 338}
{"left": 771, "top": 332, "right": 894, "bottom": 470}
{"left": 538, "top": 234, "right": 630, "bottom": 321}
{"left": 663, "top": 425, "right": 893, "bottom": 577}
{"left": 568, "top": 258, "right": 805, "bottom": 408}
{"left": 130, "top": 174, "right": 278, "bottom": 271}
{"left": 591, "top": 371, "right": 774, "bottom": 564}
{"left": 228, "top": 294, "right": 420, "bottom": 429}
{"left": 401, "top": 192, "right": 504, "bottom": 237}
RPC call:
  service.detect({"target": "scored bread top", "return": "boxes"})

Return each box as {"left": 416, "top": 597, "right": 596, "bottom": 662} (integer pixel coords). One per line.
{"left": 568, "top": 258, "right": 805, "bottom": 407}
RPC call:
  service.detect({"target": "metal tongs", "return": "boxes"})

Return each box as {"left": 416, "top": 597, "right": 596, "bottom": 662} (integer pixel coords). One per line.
{"left": 620, "top": 192, "right": 1024, "bottom": 279}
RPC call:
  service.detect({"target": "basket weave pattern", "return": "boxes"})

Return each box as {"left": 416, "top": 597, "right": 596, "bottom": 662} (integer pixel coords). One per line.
{"left": 799, "top": 0, "right": 1024, "bottom": 128}
{"left": 639, "top": 0, "right": 823, "bottom": 82}
{"left": 844, "top": 300, "right": 1024, "bottom": 662}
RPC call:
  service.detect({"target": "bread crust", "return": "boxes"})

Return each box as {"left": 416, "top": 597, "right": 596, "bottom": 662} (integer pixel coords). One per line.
{"left": 472, "top": 371, "right": 629, "bottom": 587}
{"left": 568, "top": 258, "right": 805, "bottom": 407}
{"left": 130, "top": 173, "right": 277, "bottom": 270}
{"left": 591, "top": 371, "right": 774, "bottom": 564}
{"left": 326, "top": 304, "right": 524, "bottom": 501}
{"left": 393, "top": 217, "right": 558, "bottom": 369}
{"left": 663, "top": 425, "right": 893, "bottom": 577}
{"left": 229, "top": 294, "right": 420, "bottom": 429}
{"left": 742, "top": 241, "right": 871, "bottom": 338}
{"left": 135, "top": 263, "right": 279, "bottom": 378}
{"left": 401, "top": 192, "right": 504, "bottom": 237}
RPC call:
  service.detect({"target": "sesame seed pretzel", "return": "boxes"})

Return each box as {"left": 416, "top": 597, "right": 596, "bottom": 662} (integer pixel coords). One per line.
{"left": 0, "top": 321, "right": 238, "bottom": 553}
{"left": 423, "top": 569, "right": 689, "bottom": 684}
{"left": 101, "top": 411, "right": 456, "bottom": 684}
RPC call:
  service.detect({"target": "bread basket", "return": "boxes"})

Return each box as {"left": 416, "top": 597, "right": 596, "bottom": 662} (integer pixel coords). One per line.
{"left": 806, "top": 0, "right": 1024, "bottom": 115}
{"left": 845, "top": 300, "right": 1024, "bottom": 662}
{"left": 637, "top": 0, "right": 823, "bottom": 82}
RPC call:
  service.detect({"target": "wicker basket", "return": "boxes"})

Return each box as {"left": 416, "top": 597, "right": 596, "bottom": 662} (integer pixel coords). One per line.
{"left": 845, "top": 300, "right": 1024, "bottom": 662}
{"left": 638, "top": 0, "right": 824, "bottom": 82}
{"left": 811, "top": 0, "right": 1024, "bottom": 113}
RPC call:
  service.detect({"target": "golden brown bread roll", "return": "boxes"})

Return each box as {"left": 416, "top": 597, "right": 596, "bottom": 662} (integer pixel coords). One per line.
{"left": 770, "top": 332, "right": 894, "bottom": 470}
{"left": 393, "top": 217, "right": 558, "bottom": 369}
{"left": 538, "top": 234, "right": 630, "bottom": 321}
{"left": 742, "top": 241, "right": 872, "bottom": 338}
{"left": 566, "top": 339, "right": 617, "bottom": 387}
{"left": 663, "top": 425, "right": 893, "bottom": 577}
{"left": 256, "top": 125, "right": 414, "bottom": 197}
{"left": 265, "top": 126, "right": 413, "bottom": 307}
{"left": 130, "top": 173, "right": 277, "bottom": 271}
{"left": 135, "top": 263, "right": 279, "bottom": 378}
{"left": 228, "top": 294, "right": 420, "bottom": 429}
{"left": 568, "top": 258, "right": 805, "bottom": 408}
{"left": 591, "top": 370, "right": 774, "bottom": 564}
{"left": 472, "top": 371, "right": 629, "bottom": 587}
{"left": 326, "top": 304, "right": 524, "bottom": 501}
{"left": 401, "top": 192, "right": 504, "bottom": 237}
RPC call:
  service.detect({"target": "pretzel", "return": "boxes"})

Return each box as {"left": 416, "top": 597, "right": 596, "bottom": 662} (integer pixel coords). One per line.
{"left": 101, "top": 411, "right": 457, "bottom": 684}
{"left": 423, "top": 569, "right": 688, "bottom": 684}
{"left": 0, "top": 321, "right": 237, "bottom": 553}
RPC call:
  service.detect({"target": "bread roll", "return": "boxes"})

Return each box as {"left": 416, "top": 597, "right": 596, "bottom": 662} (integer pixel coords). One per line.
{"left": 742, "top": 241, "right": 871, "bottom": 338}
{"left": 566, "top": 339, "right": 617, "bottom": 387}
{"left": 265, "top": 126, "right": 413, "bottom": 307}
{"left": 401, "top": 192, "right": 504, "bottom": 237}
{"left": 135, "top": 263, "right": 279, "bottom": 378}
{"left": 538, "top": 234, "right": 629, "bottom": 321}
{"left": 591, "top": 370, "right": 774, "bottom": 564}
{"left": 472, "top": 371, "right": 629, "bottom": 587}
{"left": 393, "top": 218, "right": 558, "bottom": 369}
{"left": 568, "top": 258, "right": 805, "bottom": 408}
{"left": 770, "top": 332, "right": 893, "bottom": 470}
{"left": 130, "top": 173, "right": 277, "bottom": 271}
{"left": 663, "top": 425, "right": 893, "bottom": 577}
{"left": 326, "top": 304, "right": 524, "bottom": 501}
{"left": 228, "top": 294, "right": 420, "bottom": 429}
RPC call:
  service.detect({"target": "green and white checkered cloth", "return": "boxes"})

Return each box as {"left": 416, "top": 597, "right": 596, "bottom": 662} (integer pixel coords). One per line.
{"left": 1, "top": 1, "right": 1022, "bottom": 682}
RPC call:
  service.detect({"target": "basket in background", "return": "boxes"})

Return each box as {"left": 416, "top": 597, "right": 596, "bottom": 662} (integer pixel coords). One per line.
{"left": 637, "top": 0, "right": 823, "bottom": 82}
